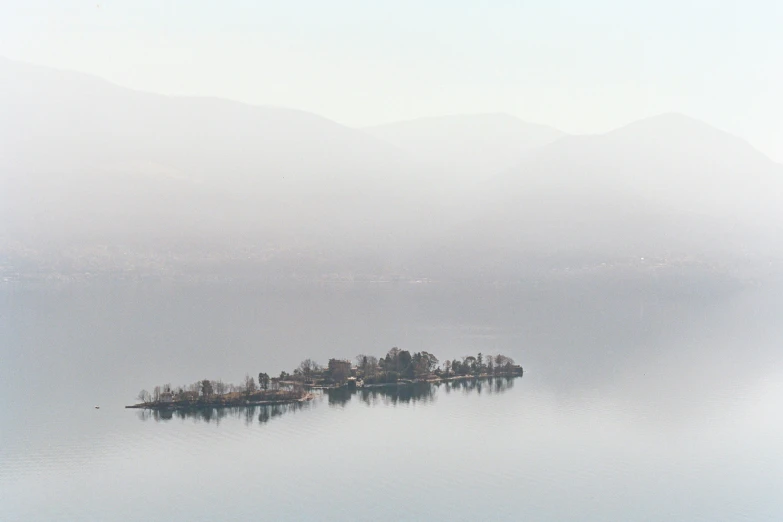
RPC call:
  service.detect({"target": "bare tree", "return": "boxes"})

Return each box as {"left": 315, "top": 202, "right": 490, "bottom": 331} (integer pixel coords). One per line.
{"left": 356, "top": 354, "right": 379, "bottom": 378}
{"left": 137, "top": 389, "right": 151, "bottom": 403}
{"left": 364, "top": 355, "right": 379, "bottom": 378}
{"left": 244, "top": 374, "right": 257, "bottom": 395}
{"left": 214, "top": 380, "right": 227, "bottom": 395}
{"left": 298, "top": 359, "right": 321, "bottom": 382}
{"left": 356, "top": 354, "right": 369, "bottom": 375}
{"left": 153, "top": 385, "right": 162, "bottom": 402}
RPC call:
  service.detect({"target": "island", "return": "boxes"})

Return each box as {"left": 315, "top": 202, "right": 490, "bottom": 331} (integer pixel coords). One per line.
{"left": 127, "top": 348, "right": 523, "bottom": 411}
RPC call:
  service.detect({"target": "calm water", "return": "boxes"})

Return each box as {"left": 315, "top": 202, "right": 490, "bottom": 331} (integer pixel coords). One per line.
{"left": 2, "top": 279, "right": 783, "bottom": 521}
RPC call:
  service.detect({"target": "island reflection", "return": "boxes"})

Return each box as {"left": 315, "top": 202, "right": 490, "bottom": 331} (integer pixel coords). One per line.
{"left": 136, "top": 401, "right": 310, "bottom": 425}
{"left": 138, "top": 377, "right": 516, "bottom": 425}
{"left": 330, "top": 376, "right": 516, "bottom": 407}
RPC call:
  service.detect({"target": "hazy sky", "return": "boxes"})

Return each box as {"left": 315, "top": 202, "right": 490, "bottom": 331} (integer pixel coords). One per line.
{"left": 2, "top": 0, "right": 782, "bottom": 161}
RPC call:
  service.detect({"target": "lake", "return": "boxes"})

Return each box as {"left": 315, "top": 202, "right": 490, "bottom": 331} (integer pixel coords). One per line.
{"left": 1, "top": 278, "right": 782, "bottom": 521}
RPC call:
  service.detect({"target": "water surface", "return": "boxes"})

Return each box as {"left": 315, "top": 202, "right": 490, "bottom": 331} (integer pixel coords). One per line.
{"left": 2, "top": 280, "right": 782, "bottom": 521}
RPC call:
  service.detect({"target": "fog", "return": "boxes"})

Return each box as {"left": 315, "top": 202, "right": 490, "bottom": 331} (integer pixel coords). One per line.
{"left": 3, "top": 49, "right": 783, "bottom": 520}
{"left": 2, "top": 57, "right": 782, "bottom": 286}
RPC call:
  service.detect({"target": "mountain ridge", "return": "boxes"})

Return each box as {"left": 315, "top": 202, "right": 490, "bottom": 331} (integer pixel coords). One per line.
{"left": 2, "top": 58, "right": 781, "bottom": 283}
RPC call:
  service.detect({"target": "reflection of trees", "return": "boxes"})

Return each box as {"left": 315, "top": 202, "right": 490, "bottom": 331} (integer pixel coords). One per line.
{"left": 443, "top": 376, "right": 515, "bottom": 395}
{"left": 358, "top": 382, "right": 436, "bottom": 407}
{"left": 354, "top": 378, "right": 516, "bottom": 407}
{"left": 324, "top": 382, "right": 440, "bottom": 407}
{"left": 257, "top": 403, "right": 304, "bottom": 425}
{"left": 323, "top": 382, "right": 438, "bottom": 408}
{"left": 137, "top": 402, "right": 307, "bottom": 426}
{"left": 137, "top": 377, "right": 518, "bottom": 424}
{"left": 493, "top": 376, "right": 515, "bottom": 393}
{"left": 326, "top": 387, "right": 353, "bottom": 407}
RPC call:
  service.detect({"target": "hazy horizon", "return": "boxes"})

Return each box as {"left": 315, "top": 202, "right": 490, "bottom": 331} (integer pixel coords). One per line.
{"left": 3, "top": 53, "right": 783, "bottom": 287}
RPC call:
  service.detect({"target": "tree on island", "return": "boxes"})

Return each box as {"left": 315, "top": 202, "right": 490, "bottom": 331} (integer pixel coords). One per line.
{"left": 215, "top": 380, "right": 227, "bottom": 395}
{"left": 356, "top": 354, "right": 379, "bottom": 379}
{"left": 381, "top": 347, "right": 402, "bottom": 372}
{"left": 244, "top": 374, "right": 257, "bottom": 395}
{"left": 327, "top": 359, "right": 351, "bottom": 384}
{"left": 137, "top": 389, "right": 151, "bottom": 403}
{"left": 298, "top": 358, "right": 322, "bottom": 382}
{"left": 412, "top": 351, "right": 439, "bottom": 378}
{"left": 258, "top": 372, "right": 270, "bottom": 390}
{"left": 463, "top": 356, "right": 477, "bottom": 375}
{"left": 491, "top": 354, "right": 516, "bottom": 375}
{"left": 200, "top": 379, "right": 214, "bottom": 398}
{"left": 381, "top": 347, "right": 414, "bottom": 378}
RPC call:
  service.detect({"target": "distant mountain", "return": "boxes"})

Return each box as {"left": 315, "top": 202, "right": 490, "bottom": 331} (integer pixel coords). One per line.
{"left": 364, "top": 114, "right": 565, "bottom": 191}
{"left": 0, "top": 57, "right": 426, "bottom": 258}
{"left": 2, "top": 57, "right": 781, "bottom": 283}
{"left": 418, "top": 113, "right": 783, "bottom": 279}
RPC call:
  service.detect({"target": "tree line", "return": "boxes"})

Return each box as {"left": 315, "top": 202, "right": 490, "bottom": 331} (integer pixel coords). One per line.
{"left": 136, "top": 374, "right": 302, "bottom": 406}
{"left": 354, "top": 348, "right": 519, "bottom": 385}
{"left": 136, "top": 348, "right": 520, "bottom": 404}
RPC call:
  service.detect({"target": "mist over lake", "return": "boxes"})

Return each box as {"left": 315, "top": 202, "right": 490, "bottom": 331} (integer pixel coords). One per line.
{"left": 2, "top": 277, "right": 782, "bottom": 521}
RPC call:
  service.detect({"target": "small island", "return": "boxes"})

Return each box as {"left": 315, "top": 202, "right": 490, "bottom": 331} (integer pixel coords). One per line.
{"left": 127, "top": 348, "right": 523, "bottom": 411}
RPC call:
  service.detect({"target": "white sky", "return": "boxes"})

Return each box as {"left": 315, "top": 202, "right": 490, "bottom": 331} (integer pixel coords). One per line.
{"left": 2, "top": 0, "right": 782, "bottom": 161}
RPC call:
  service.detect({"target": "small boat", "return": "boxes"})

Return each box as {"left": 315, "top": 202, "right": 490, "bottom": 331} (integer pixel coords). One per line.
{"left": 94, "top": 406, "right": 100, "bottom": 409}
